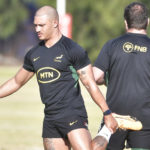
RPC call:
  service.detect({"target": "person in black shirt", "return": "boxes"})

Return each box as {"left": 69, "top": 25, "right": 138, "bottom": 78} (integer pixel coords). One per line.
{"left": 93, "top": 2, "right": 150, "bottom": 150}
{"left": 0, "top": 5, "right": 117, "bottom": 150}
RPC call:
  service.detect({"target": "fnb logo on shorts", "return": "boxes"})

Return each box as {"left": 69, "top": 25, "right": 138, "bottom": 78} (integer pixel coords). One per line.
{"left": 37, "top": 67, "right": 61, "bottom": 83}
{"left": 123, "top": 42, "right": 147, "bottom": 53}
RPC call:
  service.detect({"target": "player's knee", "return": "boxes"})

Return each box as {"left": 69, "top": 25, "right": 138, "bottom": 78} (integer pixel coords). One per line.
{"left": 43, "top": 138, "right": 54, "bottom": 150}
{"left": 92, "top": 136, "right": 108, "bottom": 150}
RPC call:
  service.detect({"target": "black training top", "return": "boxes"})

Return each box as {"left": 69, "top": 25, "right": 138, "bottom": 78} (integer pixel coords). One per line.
{"left": 23, "top": 36, "right": 90, "bottom": 120}
{"left": 94, "top": 33, "right": 150, "bottom": 129}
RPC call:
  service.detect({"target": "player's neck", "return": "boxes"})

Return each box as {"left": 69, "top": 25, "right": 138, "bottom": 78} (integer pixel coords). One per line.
{"left": 127, "top": 28, "right": 147, "bottom": 35}
{"left": 45, "top": 31, "right": 62, "bottom": 48}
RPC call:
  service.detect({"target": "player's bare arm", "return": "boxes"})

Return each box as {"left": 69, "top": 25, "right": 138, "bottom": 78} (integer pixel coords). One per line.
{"left": 77, "top": 64, "right": 118, "bottom": 132}
{"left": 0, "top": 67, "right": 34, "bottom": 98}
{"left": 93, "top": 66, "right": 105, "bottom": 85}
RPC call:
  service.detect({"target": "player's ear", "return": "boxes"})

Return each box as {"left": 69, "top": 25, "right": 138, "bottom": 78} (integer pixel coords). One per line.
{"left": 124, "top": 20, "right": 128, "bottom": 31}
{"left": 147, "top": 18, "right": 149, "bottom": 26}
{"left": 53, "top": 19, "right": 59, "bottom": 28}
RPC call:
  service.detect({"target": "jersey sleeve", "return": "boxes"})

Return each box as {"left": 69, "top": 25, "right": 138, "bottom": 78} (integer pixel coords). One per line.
{"left": 94, "top": 41, "right": 111, "bottom": 72}
{"left": 23, "top": 50, "right": 35, "bottom": 72}
{"left": 69, "top": 45, "right": 91, "bottom": 70}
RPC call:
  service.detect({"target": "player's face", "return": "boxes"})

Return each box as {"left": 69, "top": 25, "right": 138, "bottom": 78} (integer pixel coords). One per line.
{"left": 34, "top": 15, "right": 54, "bottom": 41}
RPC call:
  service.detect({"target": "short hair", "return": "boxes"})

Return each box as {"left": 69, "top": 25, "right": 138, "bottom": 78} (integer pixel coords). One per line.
{"left": 124, "top": 2, "right": 149, "bottom": 29}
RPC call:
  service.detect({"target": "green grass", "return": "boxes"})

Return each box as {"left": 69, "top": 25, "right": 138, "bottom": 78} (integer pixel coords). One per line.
{"left": 0, "top": 66, "right": 129, "bottom": 150}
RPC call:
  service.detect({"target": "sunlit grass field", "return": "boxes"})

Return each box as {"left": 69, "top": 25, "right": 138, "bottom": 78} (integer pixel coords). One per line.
{"left": 0, "top": 66, "right": 129, "bottom": 150}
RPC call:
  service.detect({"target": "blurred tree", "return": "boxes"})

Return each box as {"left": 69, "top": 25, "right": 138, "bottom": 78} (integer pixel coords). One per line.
{"left": 0, "top": 0, "right": 28, "bottom": 39}
{"left": 0, "top": 0, "right": 56, "bottom": 57}
{"left": 141, "top": 0, "right": 150, "bottom": 34}
{"left": 0, "top": 0, "right": 150, "bottom": 62}
{"left": 23, "top": 0, "right": 56, "bottom": 8}
{"left": 67, "top": 0, "right": 150, "bottom": 62}
{"left": 0, "top": 0, "right": 55, "bottom": 40}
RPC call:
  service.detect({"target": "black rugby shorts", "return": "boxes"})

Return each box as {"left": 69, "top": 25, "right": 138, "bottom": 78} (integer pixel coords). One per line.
{"left": 107, "top": 128, "right": 150, "bottom": 150}
{"left": 42, "top": 115, "right": 88, "bottom": 138}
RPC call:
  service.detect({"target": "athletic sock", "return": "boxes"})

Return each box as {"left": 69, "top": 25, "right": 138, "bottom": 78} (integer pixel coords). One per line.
{"left": 97, "top": 125, "right": 112, "bottom": 142}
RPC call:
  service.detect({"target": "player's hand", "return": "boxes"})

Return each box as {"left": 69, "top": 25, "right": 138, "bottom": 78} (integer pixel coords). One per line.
{"left": 104, "top": 114, "right": 118, "bottom": 133}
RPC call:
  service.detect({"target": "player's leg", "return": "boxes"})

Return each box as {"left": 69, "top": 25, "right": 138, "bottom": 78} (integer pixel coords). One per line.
{"left": 92, "top": 136, "right": 108, "bottom": 150}
{"left": 92, "top": 125, "right": 112, "bottom": 150}
{"left": 42, "top": 119, "right": 71, "bottom": 150}
{"left": 103, "top": 126, "right": 128, "bottom": 150}
{"left": 55, "top": 115, "right": 92, "bottom": 150}
{"left": 68, "top": 128, "right": 92, "bottom": 150}
{"left": 68, "top": 127, "right": 109, "bottom": 150}
{"left": 43, "top": 138, "right": 71, "bottom": 150}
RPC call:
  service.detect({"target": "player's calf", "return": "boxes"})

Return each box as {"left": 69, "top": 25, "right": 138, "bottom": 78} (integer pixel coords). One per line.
{"left": 92, "top": 125, "right": 112, "bottom": 150}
